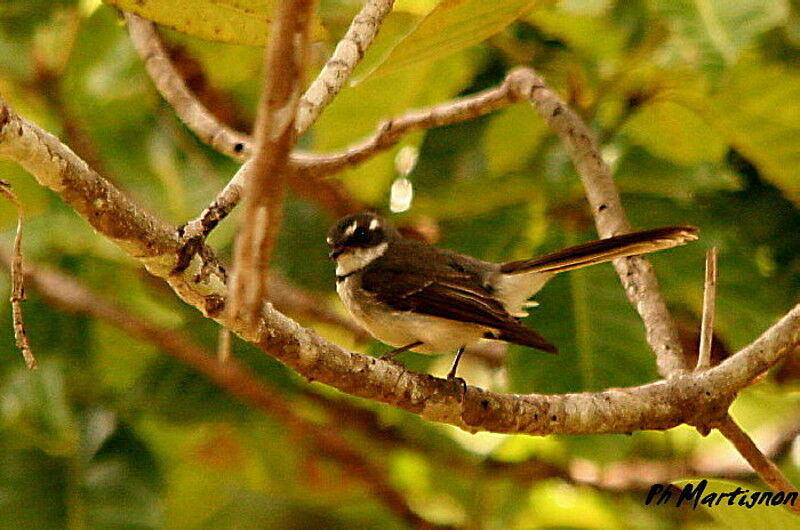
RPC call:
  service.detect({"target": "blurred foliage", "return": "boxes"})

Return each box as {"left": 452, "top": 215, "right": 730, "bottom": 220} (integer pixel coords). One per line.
{"left": 1, "top": 0, "right": 799, "bottom": 528}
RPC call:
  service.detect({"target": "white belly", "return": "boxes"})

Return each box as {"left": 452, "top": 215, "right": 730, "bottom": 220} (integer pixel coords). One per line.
{"left": 337, "top": 276, "right": 487, "bottom": 354}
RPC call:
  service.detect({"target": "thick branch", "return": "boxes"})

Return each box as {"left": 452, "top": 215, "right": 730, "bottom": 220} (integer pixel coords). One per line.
{"left": 2, "top": 94, "right": 798, "bottom": 437}
{"left": 505, "top": 68, "right": 688, "bottom": 377}
{"left": 228, "top": 0, "right": 315, "bottom": 331}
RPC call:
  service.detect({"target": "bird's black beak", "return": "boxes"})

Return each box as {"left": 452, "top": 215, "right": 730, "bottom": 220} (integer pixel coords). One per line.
{"left": 329, "top": 247, "right": 344, "bottom": 259}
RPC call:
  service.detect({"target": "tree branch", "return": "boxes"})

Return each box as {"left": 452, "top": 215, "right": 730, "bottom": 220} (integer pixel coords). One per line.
{"left": 227, "top": 0, "right": 315, "bottom": 331}
{"left": 504, "top": 67, "right": 688, "bottom": 377}
{"left": 125, "top": 12, "right": 251, "bottom": 160}
{"left": 2, "top": 91, "right": 798, "bottom": 437}
{"left": 0, "top": 181, "right": 36, "bottom": 369}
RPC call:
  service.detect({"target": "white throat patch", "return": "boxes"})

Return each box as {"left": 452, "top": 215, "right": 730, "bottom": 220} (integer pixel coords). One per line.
{"left": 336, "top": 242, "right": 388, "bottom": 277}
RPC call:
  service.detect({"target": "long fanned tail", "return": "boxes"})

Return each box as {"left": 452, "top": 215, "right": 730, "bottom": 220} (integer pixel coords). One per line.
{"left": 500, "top": 226, "right": 699, "bottom": 275}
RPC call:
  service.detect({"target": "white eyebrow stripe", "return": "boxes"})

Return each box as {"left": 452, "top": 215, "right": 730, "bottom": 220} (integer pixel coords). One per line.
{"left": 326, "top": 236, "right": 333, "bottom": 244}
{"left": 369, "top": 218, "right": 379, "bottom": 230}
{"left": 343, "top": 221, "right": 357, "bottom": 239}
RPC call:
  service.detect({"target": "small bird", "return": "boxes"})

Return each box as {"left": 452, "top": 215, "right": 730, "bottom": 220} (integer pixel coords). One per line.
{"left": 327, "top": 211, "right": 698, "bottom": 379}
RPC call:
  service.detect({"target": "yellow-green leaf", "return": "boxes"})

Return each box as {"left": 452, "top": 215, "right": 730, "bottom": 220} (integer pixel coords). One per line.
{"left": 709, "top": 56, "right": 800, "bottom": 204}
{"left": 105, "top": 0, "right": 327, "bottom": 46}
{"left": 622, "top": 99, "right": 726, "bottom": 166}
{"left": 356, "top": 0, "right": 537, "bottom": 83}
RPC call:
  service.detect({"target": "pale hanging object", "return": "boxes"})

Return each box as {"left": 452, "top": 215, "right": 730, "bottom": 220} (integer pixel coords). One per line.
{"left": 390, "top": 146, "right": 418, "bottom": 213}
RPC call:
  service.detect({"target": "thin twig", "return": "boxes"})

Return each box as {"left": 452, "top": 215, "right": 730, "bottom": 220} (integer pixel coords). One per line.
{"left": 6, "top": 254, "right": 431, "bottom": 528}
{"left": 295, "top": 0, "right": 396, "bottom": 134}
{"left": 0, "top": 180, "right": 36, "bottom": 369}
{"left": 227, "top": 0, "right": 316, "bottom": 333}
{"left": 125, "top": 12, "right": 251, "bottom": 160}
{"left": 126, "top": 13, "right": 364, "bottom": 222}
{"left": 504, "top": 67, "right": 689, "bottom": 377}
{"left": 295, "top": 78, "right": 520, "bottom": 178}
{"left": 716, "top": 415, "right": 800, "bottom": 514}
{"left": 696, "top": 247, "right": 718, "bottom": 371}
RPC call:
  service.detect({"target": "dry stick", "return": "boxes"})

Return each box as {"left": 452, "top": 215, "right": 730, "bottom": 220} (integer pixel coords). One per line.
{"left": 294, "top": 0, "right": 396, "bottom": 134}
{"left": 227, "top": 0, "right": 316, "bottom": 334}
{"left": 7, "top": 257, "right": 430, "bottom": 527}
{"left": 717, "top": 416, "right": 800, "bottom": 514}
{"left": 696, "top": 247, "right": 718, "bottom": 371}
{"left": 695, "top": 249, "right": 800, "bottom": 505}
{"left": 0, "top": 181, "right": 36, "bottom": 369}
{"left": 2, "top": 95, "right": 800, "bottom": 436}
{"left": 503, "top": 68, "right": 688, "bottom": 377}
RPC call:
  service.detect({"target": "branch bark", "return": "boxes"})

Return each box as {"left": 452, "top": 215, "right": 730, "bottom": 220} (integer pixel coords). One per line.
{"left": 227, "top": 0, "right": 315, "bottom": 331}
{"left": 2, "top": 87, "right": 798, "bottom": 437}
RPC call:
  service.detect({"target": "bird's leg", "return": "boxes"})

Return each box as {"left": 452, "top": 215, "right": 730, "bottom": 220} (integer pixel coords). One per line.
{"left": 381, "top": 341, "right": 423, "bottom": 360}
{"left": 446, "top": 346, "right": 467, "bottom": 379}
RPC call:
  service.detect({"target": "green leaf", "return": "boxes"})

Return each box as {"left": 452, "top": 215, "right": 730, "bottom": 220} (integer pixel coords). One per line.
{"left": 614, "top": 146, "right": 739, "bottom": 200}
{"left": 356, "top": 0, "right": 536, "bottom": 83}
{"left": 708, "top": 57, "right": 800, "bottom": 204}
{"left": 650, "top": 0, "right": 789, "bottom": 70}
{"left": 622, "top": 99, "right": 726, "bottom": 166}
{"left": 671, "top": 479, "right": 800, "bottom": 529}
{"left": 526, "top": 8, "right": 626, "bottom": 61}
{"left": 482, "top": 104, "right": 548, "bottom": 176}
{"left": 104, "top": 0, "right": 327, "bottom": 46}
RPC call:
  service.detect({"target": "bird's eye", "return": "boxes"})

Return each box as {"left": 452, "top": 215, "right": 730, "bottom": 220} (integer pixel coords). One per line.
{"left": 350, "top": 226, "right": 369, "bottom": 243}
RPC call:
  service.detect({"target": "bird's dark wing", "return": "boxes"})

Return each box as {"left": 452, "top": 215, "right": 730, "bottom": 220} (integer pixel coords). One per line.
{"left": 360, "top": 263, "right": 557, "bottom": 354}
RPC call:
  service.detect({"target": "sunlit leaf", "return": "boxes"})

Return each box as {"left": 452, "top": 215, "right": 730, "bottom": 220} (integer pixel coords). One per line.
{"left": 357, "top": 0, "right": 537, "bottom": 82}
{"left": 104, "top": 0, "right": 327, "bottom": 46}
{"left": 483, "top": 104, "right": 548, "bottom": 176}
{"left": 708, "top": 57, "right": 800, "bottom": 204}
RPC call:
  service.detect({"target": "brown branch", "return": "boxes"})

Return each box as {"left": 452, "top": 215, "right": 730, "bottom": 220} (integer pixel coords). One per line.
{"left": 716, "top": 415, "right": 800, "bottom": 513}
{"left": 294, "top": 0, "right": 396, "bottom": 134}
{"left": 5, "top": 253, "right": 432, "bottom": 528}
{"left": 0, "top": 181, "right": 36, "bottom": 369}
{"left": 294, "top": 78, "right": 520, "bottom": 178}
{"left": 504, "top": 67, "right": 688, "bottom": 377}
{"left": 227, "top": 0, "right": 315, "bottom": 332}
{"left": 2, "top": 90, "right": 799, "bottom": 437}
